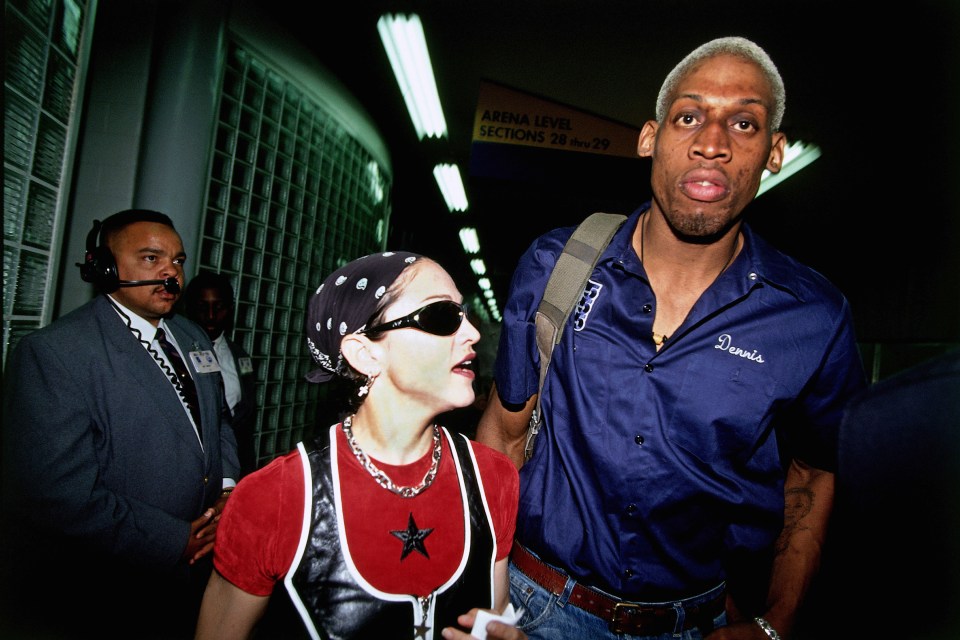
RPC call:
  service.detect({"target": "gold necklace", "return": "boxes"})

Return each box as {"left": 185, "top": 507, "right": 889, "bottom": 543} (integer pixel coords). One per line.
{"left": 341, "top": 415, "right": 442, "bottom": 498}
{"left": 640, "top": 211, "right": 739, "bottom": 347}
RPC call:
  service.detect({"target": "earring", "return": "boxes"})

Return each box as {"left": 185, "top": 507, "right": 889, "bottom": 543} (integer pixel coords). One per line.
{"left": 358, "top": 372, "right": 377, "bottom": 397}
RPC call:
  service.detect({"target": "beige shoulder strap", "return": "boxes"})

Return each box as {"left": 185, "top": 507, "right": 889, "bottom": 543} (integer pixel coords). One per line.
{"left": 525, "top": 212, "right": 627, "bottom": 460}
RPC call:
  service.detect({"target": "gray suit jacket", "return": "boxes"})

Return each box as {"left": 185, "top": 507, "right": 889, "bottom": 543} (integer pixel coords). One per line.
{"left": 1, "top": 294, "right": 240, "bottom": 568}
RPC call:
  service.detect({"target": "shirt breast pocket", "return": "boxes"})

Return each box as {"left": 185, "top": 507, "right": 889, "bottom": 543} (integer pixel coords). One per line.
{"left": 552, "top": 332, "right": 613, "bottom": 438}
{"left": 665, "top": 359, "right": 779, "bottom": 463}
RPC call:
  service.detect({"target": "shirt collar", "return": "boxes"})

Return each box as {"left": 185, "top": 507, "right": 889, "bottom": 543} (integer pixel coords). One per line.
{"left": 604, "top": 203, "right": 648, "bottom": 272}
{"left": 738, "top": 224, "right": 805, "bottom": 302}
{"left": 604, "top": 201, "right": 804, "bottom": 302}
{"left": 107, "top": 294, "right": 163, "bottom": 342}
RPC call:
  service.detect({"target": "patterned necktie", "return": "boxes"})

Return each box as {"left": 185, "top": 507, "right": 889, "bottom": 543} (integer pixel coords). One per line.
{"left": 155, "top": 327, "right": 203, "bottom": 434}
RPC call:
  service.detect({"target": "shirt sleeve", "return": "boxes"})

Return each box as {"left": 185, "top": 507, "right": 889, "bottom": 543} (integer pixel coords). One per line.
{"left": 213, "top": 450, "right": 305, "bottom": 595}
{"left": 493, "top": 229, "right": 572, "bottom": 406}
{"left": 784, "top": 296, "right": 867, "bottom": 471}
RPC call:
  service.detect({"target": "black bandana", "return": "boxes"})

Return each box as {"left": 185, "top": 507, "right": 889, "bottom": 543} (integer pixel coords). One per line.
{"left": 305, "top": 251, "right": 421, "bottom": 383}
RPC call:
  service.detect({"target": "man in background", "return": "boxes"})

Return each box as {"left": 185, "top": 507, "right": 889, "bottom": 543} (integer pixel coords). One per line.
{"left": 183, "top": 270, "right": 258, "bottom": 476}
{"left": 1, "top": 209, "right": 239, "bottom": 639}
{"left": 805, "top": 348, "right": 960, "bottom": 639}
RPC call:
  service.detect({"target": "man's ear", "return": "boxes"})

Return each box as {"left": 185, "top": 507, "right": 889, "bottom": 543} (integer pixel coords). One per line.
{"left": 766, "top": 131, "right": 787, "bottom": 174}
{"left": 637, "top": 121, "right": 658, "bottom": 158}
{"left": 340, "top": 334, "right": 381, "bottom": 376}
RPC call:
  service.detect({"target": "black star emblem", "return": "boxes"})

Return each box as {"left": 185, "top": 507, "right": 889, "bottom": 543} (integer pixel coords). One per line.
{"left": 413, "top": 619, "right": 431, "bottom": 639}
{"left": 390, "top": 512, "right": 433, "bottom": 560}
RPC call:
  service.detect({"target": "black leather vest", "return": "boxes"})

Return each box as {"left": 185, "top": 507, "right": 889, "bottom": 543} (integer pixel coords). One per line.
{"left": 285, "top": 425, "right": 496, "bottom": 640}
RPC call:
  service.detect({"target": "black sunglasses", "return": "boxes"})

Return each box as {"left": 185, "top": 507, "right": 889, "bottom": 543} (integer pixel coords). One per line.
{"left": 362, "top": 300, "right": 467, "bottom": 337}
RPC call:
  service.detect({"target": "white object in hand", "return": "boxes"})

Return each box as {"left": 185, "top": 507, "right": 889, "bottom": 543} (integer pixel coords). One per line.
{"left": 470, "top": 603, "right": 524, "bottom": 639}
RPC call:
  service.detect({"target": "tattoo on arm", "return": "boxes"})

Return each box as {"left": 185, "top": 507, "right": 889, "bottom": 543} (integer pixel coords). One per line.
{"left": 776, "top": 487, "right": 813, "bottom": 554}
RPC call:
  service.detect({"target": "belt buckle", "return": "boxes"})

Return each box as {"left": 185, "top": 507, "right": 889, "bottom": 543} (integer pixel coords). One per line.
{"left": 610, "top": 601, "right": 654, "bottom": 634}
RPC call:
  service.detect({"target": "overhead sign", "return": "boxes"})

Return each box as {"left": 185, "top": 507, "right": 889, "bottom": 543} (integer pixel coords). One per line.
{"left": 472, "top": 80, "right": 642, "bottom": 159}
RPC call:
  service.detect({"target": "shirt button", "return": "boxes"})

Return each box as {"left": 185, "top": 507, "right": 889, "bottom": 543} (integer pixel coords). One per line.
{"left": 644, "top": 363, "right": 654, "bottom": 373}
{"left": 203, "top": 476, "right": 209, "bottom": 485}
{"left": 749, "top": 272, "right": 758, "bottom": 280}
{"left": 634, "top": 434, "right": 644, "bottom": 445}
{"left": 626, "top": 503, "right": 637, "bottom": 514}
{"left": 642, "top": 304, "right": 652, "bottom": 313}
{"left": 623, "top": 569, "right": 634, "bottom": 578}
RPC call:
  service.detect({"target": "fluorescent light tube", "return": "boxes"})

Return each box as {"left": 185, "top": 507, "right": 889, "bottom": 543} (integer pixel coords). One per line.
{"left": 433, "top": 163, "right": 469, "bottom": 212}
{"left": 470, "top": 259, "right": 486, "bottom": 275}
{"left": 459, "top": 227, "right": 480, "bottom": 254}
{"left": 378, "top": 14, "right": 447, "bottom": 139}
{"left": 756, "top": 141, "right": 822, "bottom": 198}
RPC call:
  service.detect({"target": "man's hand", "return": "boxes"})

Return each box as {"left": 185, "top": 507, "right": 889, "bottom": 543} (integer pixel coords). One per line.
{"left": 183, "top": 492, "right": 231, "bottom": 564}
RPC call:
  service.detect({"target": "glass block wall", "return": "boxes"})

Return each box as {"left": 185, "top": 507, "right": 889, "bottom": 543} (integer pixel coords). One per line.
{"left": 199, "top": 41, "right": 391, "bottom": 469}
{"left": 3, "top": 0, "right": 92, "bottom": 363}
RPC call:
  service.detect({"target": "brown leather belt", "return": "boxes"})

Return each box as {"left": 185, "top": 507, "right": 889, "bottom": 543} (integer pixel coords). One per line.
{"left": 510, "top": 543, "right": 725, "bottom": 635}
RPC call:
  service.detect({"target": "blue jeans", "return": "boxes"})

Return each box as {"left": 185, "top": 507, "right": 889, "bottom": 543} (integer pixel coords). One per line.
{"left": 509, "top": 560, "right": 727, "bottom": 640}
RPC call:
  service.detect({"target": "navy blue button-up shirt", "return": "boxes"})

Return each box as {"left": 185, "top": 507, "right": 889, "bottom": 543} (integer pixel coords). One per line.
{"left": 494, "top": 203, "right": 866, "bottom": 600}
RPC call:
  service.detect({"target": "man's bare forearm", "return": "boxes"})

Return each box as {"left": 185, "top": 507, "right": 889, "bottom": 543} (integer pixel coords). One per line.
{"left": 763, "top": 459, "right": 834, "bottom": 638}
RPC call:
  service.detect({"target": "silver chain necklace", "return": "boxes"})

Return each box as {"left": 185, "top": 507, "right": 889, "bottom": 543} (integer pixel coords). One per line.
{"left": 341, "top": 415, "right": 442, "bottom": 498}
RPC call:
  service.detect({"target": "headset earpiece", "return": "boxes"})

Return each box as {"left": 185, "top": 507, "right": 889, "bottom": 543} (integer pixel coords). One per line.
{"left": 78, "top": 219, "right": 120, "bottom": 293}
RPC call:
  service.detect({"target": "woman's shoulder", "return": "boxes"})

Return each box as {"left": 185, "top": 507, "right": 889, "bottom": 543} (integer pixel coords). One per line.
{"left": 460, "top": 435, "right": 519, "bottom": 478}
{"left": 235, "top": 448, "right": 304, "bottom": 493}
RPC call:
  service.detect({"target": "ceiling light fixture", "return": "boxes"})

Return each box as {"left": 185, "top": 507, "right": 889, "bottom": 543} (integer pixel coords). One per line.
{"left": 433, "top": 163, "right": 469, "bottom": 211}
{"left": 756, "top": 140, "right": 822, "bottom": 198}
{"left": 470, "top": 259, "right": 486, "bottom": 275}
{"left": 377, "top": 13, "right": 447, "bottom": 140}
{"left": 487, "top": 299, "right": 501, "bottom": 321}
{"left": 459, "top": 227, "right": 480, "bottom": 254}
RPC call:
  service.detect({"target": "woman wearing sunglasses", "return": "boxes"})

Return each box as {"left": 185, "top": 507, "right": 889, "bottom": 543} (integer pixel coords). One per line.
{"left": 195, "top": 252, "right": 524, "bottom": 640}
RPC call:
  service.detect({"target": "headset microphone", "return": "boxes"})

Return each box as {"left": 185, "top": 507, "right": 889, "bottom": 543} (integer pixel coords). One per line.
{"left": 117, "top": 277, "right": 181, "bottom": 295}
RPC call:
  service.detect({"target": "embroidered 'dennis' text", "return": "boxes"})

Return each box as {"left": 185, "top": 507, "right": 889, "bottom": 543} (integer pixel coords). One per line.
{"left": 714, "top": 334, "right": 765, "bottom": 363}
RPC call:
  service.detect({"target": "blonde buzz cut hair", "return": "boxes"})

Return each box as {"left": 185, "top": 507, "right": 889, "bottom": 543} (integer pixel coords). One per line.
{"left": 655, "top": 36, "right": 786, "bottom": 132}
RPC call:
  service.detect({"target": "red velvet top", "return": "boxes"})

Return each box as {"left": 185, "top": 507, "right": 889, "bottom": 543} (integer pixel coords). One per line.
{"left": 213, "top": 425, "right": 519, "bottom": 597}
